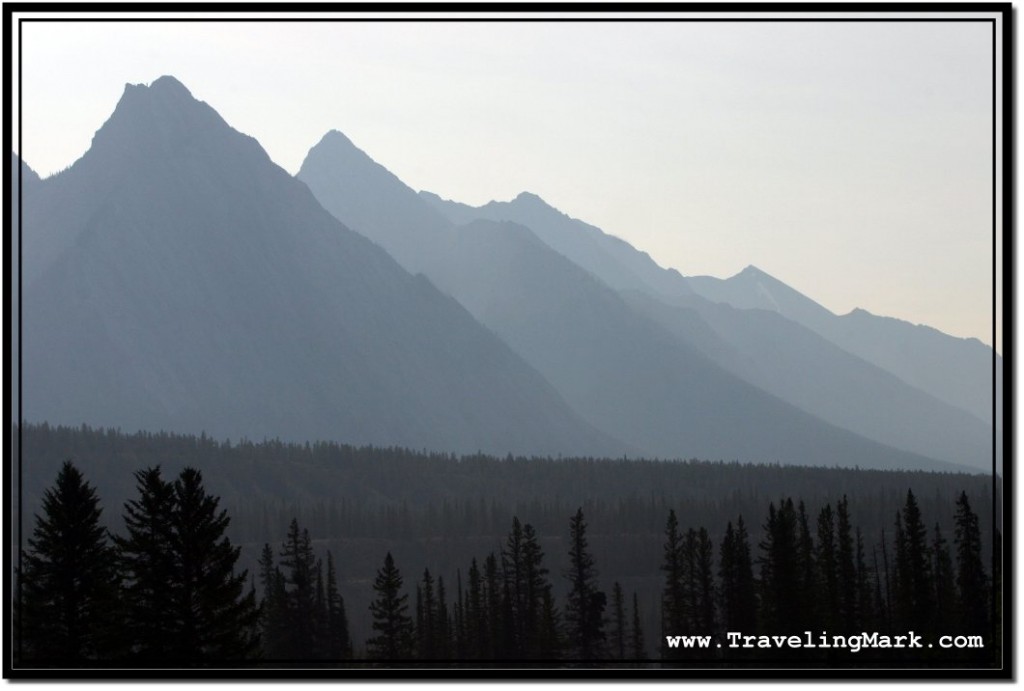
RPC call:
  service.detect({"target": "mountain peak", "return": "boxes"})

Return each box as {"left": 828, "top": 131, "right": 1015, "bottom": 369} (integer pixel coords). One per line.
{"left": 319, "top": 129, "right": 356, "bottom": 147}
{"left": 148, "top": 74, "right": 192, "bottom": 97}
{"left": 513, "top": 191, "right": 546, "bottom": 205}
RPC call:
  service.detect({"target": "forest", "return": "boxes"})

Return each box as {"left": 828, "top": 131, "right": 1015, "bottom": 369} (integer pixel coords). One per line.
{"left": 11, "top": 423, "right": 1001, "bottom": 667}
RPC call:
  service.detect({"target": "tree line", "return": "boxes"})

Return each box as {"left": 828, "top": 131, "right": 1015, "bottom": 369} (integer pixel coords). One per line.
{"left": 14, "top": 461, "right": 998, "bottom": 667}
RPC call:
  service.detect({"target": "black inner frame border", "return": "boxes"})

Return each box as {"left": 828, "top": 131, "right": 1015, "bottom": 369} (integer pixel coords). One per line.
{"left": 3, "top": 2, "right": 1013, "bottom": 681}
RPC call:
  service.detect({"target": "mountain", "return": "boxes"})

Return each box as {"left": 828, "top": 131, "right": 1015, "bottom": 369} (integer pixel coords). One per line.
{"left": 12, "top": 154, "right": 40, "bottom": 410}
{"left": 623, "top": 290, "right": 993, "bottom": 471}
{"left": 425, "top": 193, "right": 1000, "bottom": 436}
{"left": 420, "top": 190, "right": 694, "bottom": 300}
{"left": 298, "top": 132, "right": 972, "bottom": 472}
{"left": 18, "top": 76, "right": 621, "bottom": 457}
{"left": 423, "top": 190, "right": 997, "bottom": 473}
{"left": 688, "top": 265, "right": 1001, "bottom": 431}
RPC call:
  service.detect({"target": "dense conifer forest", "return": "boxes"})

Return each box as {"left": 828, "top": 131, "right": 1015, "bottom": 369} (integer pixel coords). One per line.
{"left": 12, "top": 423, "right": 1000, "bottom": 667}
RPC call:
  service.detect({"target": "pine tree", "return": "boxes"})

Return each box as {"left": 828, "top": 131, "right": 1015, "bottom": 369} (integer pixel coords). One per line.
{"left": 18, "top": 461, "right": 119, "bottom": 662}
{"left": 897, "top": 490, "right": 935, "bottom": 633}
{"left": 836, "top": 496, "right": 858, "bottom": 632}
{"left": 167, "top": 467, "right": 259, "bottom": 661}
{"left": 931, "top": 524, "right": 956, "bottom": 634}
{"left": 758, "top": 499, "right": 802, "bottom": 634}
{"left": 816, "top": 503, "right": 839, "bottom": 630}
{"left": 694, "top": 527, "right": 716, "bottom": 633}
{"left": 278, "top": 519, "right": 318, "bottom": 659}
{"left": 610, "top": 582, "right": 627, "bottom": 660}
{"left": 114, "top": 467, "right": 177, "bottom": 660}
{"left": 660, "top": 509, "right": 686, "bottom": 658}
{"left": 538, "top": 585, "right": 564, "bottom": 660}
{"left": 953, "top": 492, "right": 989, "bottom": 638}
{"left": 417, "top": 568, "right": 437, "bottom": 659}
{"left": 483, "top": 552, "right": 503, "bottom": 659}
{"left": 855, "top": 528, "right": 876, "bottom": 631}
{"left": 257, "top": 543, "right": 289, "bottom": 658}
{"left": 795, "top": 501, "right": 818, "bottom": 631}
{"left": 502, "top": 517, "right": 527, "bottom": 657}
{"left": 366, "top": 552, "right": 414, "bottom": 660}
{"left": 630, "top": 591, "right": 646, "bottom": 663}
{"left": 465, "top": 558, "right": 486, "bottom": 659}
{"left": 719, "top": 517, "right": 757, "bottom": 634}
{"left": 521, "top": 522, "right": 553, "bottom": 659}
{"left": 436, "top": 575, "right": 451, "bottom": 659}
{"left": 324, "top": 552, "right": 351, "bottom": 660}
{"left": 117, "top": 467, "right": 258, "bottom": 662}
{"left": 564, "top": 507, "right": 606, "bottom": 661}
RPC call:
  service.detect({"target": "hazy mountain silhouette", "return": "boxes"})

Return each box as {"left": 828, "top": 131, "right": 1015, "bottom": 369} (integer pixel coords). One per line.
{"left": 624, "top": 290, "right": 993, "bottom": 471}
{"left": 12, "top": 153, "right": 40, "bottom": 411}
{"left": 420, "top": 190, "right": 694, "bottom": 300}
{"left": 688, "top": 265, "right": 1000, "bottom": 431}
{"left": 19, "top": 76, "right": 621, "bottom": 457}
{"left": 424, "top": 191, "right": 996, "bottom": 473}
{"left": 298, "top": 133, "right": 971, "bottom": 472}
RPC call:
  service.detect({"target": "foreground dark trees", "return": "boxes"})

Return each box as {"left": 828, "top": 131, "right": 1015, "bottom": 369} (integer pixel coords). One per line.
{"left": 17, "top": 463, "right": 259, "bottom": 665}
{"left": 15, "top": 458, "right": 999, "bottom": 667}
{"left": 16, "top": 462, "right": 120, "bottom": 661}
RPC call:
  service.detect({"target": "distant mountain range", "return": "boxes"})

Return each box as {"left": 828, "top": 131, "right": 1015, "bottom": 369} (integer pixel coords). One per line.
{"left": 14, "top": 76, "right": 1000, "bottom": 473}
{"left": 17, "top": 76, "right": 619, "bottom": 457}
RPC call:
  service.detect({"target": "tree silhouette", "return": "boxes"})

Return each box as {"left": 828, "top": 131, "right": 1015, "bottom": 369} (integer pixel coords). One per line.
{"left": 564, "top": 507, "right": 606, "bottom": 661}
{"left": 366, "top": 552, "right": 414, "bottom": 660}
{"left": 18, "top": 461, "right": 119, "bottom": 663}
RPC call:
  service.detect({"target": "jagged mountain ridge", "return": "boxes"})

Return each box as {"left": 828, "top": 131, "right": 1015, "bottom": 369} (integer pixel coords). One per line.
{"left": 298, "top": 130, "right": 978, "bottom": 472}
{"left": 688, "top": 265, "right": 1000, "bottom": 430}
{"left": 423, "top": 188, "right": 997, "bottom": 472}
{"left": 18, "top": 76, "right": 623, "bottom": 457}
{"left": 426, "top": 191, "right": 1000, "bottom": 435}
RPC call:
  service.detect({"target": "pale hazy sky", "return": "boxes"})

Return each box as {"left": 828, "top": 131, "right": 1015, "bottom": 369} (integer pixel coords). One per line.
{"left": 13, "top": 13, "right": 1003, "bottom": 347}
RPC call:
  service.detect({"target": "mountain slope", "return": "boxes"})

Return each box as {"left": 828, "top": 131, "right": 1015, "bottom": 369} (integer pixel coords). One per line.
{"left": 688, "top": 265, "right": 1000, "bottom": 430}
{"left": 299, "top": 133, "right": 970, "bottom": 472}
{"left": 426, "top": 192, "right": 1000, "bottom": 440}
{"left": 624, "top": 290, "right": 993, "bottom": 471}
{"left": 421, "top": 190, "right": 694, "bottom": 300}
{"left": 19, "top": 76, "right": 620, "bottom": 457}
{"left": 426, "top": 190, "right": 997, "bottom": 472}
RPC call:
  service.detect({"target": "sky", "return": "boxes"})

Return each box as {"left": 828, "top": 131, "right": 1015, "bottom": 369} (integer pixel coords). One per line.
{"left": 12, "top": 13, "right": 1002, "bottom": 348}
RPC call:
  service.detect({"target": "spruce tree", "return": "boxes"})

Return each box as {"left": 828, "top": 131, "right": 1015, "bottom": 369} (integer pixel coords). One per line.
{"left": 816, "top": 503, "right": 839, "bottom": 630}
{"left": 694, "top": 527, "right": 716, "bottom": 633}
{"left": 115, "top": 466, "right": 177, "bottom": 661}
{"left": 167, "top": 467, "right": 259, "bottom": 661}
{"left": 564, "top": 507, "right": 606, "bottom": 661}
{"left": 417, "top": 568, "right": 437, "bottom": 659}
{"left": 836, "top": 496, "right": 857, "bottom": 632}
{"left": 630, "top": 591, "right": 646, "bottom": 663}
{"left": 931, "top": 524, "right": 956, "bottom": 634}
{"left": 324, "top": 552, "right": 351, "bottom": 660}
{"left": 257, "top": 543, "right": 289, "bottom": 658}
{"left": 610, "top": 582, "right": 627, "bottom": 660}
{"left": 279, "top": 519, "right": 318, "bottom": 658}
{"left": 18, "top": 461, "right": 119, "bottom": 663}
{"left": 660, "top": 509, "right": 686, "bottom": 658}
{"left": 521, "top": 522, "right": 553, "bottom": 659}
{"left": 758, "top": 499, "right": 801, "bottom": 634}
{"left": 719, "top": 519, "right": 757, "bottom": 634}
{"left": 366, "top": 552, "right": 414, "bottom": 660}
{"left": 483, "top": 553, "right": 503, "bottom": 659}
{"left": 502, "top": 517, "right": 527, "bottom": 657}
{"left": 117, "top": 467, "right": 258, "bottom": 662}
{"left": 465, "top": 557, "right": 486, "bottom": 659}
{"left": 795, "top": 501, "right": 819, "bottom": 631}
{"left": 953, "top": 492, "right": 989, "bottom": 638}
{"left": 898, "top": 490, "right": 935, "bottom": 633}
